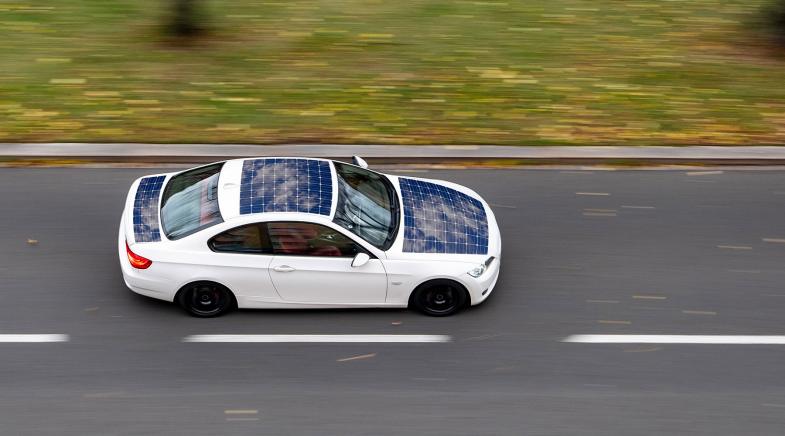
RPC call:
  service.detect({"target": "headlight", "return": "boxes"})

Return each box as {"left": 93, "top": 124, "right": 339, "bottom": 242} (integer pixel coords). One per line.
{"left": 467, "top": 256, "right": 495, "bottom": 278}
{"left": 467, "top": 264, "right": 486, "bottom": 278}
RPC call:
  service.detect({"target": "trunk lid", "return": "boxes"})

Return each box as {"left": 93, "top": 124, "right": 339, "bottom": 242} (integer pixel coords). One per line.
{"left": 123, "top": 173, "right": 171, "bottom": 244}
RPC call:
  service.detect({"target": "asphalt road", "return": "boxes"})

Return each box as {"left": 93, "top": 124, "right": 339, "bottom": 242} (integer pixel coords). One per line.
{"left": 1, "top": 167, "right": 785, "bottom": 435}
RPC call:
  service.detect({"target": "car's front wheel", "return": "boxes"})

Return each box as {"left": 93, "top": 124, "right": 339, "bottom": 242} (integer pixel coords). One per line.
{"left": 411, "top": 280, "right": 468, "bottom": 317}
{"left": 177, "top": 282, "right": 235, "bottom": 318}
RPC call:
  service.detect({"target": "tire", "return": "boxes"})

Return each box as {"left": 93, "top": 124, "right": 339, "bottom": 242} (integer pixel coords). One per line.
{"left": 411, "top": 279, "right": 468, "bottom": 317}
{"left": 177, "top": 281, "right": 235, "bottom": 318}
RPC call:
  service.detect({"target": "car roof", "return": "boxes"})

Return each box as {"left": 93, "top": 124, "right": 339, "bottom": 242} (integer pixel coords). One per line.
{"left": 217, "top": 157, "right": 339, "bottom": 222}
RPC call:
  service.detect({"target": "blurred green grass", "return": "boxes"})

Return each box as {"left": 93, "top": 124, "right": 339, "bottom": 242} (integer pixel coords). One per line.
{"left": 2, "top": 0, "right": 785, "bottom": 145}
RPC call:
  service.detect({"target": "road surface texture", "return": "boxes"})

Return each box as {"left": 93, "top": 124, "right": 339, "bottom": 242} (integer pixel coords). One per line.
{"left": 1, "top": 167, "right": 784, "bottom": 435}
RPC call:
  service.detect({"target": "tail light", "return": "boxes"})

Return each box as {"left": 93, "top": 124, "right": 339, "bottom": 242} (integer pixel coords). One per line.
{"left": 126, "top": 241, "right": 152, "bottom": 269}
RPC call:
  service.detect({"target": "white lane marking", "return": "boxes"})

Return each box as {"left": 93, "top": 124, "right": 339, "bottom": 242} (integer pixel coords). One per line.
{"left": 0, "top": 334, "right": 69, "bottom": 343}
{"left": 763, "top": 238, "right": 785, "bottom": 244}
{"left": 686, "top": 170, "right": 723, "bottom": 176}
{"left": 682, "top": 310, "right": 717, "bottom": 316}
{"left": 563, "top": 335, "right": 785, "bottom": 344}
{"left": 337, "top": 353, "right": 377, "bottom": 362}
{"left": 225, "top": 410, "right": 258, "bottom": 415}
{"left": 575, "top": 192, "right": 610, "bottom": 196}
{"left": 183, "top": 335, "right": 451, "bottom": 343}
{"left": 583, "top": 212, "right": 617, "bottom": 217}
{"left": 717, "top": 245, "right": 753, "bottom": 250}
{"left": 620, "top": 205, "right": 655, "bottom": 209}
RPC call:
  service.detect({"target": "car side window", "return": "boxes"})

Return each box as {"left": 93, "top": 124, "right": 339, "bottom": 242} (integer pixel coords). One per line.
{"left": 209, "top": 224, "right": 272, "bottom": 254}
{"left": 266, "top": 222, "right": 364, "bottom": 257}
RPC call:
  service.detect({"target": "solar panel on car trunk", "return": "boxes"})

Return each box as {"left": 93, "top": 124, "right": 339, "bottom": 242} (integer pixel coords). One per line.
{"left": 132, "top": 175, "right": 165, "bottom": 242}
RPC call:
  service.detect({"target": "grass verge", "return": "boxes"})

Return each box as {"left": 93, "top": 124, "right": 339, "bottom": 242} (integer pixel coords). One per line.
{"left": 2, "top": 0, "right": 785, "bottom": 145}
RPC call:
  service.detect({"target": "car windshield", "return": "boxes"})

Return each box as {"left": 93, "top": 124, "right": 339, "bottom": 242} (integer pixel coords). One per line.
{"left": 333, "top": 162, "right": 399, "bottom": 250}
{"left": 160, "top": 163, "right": 224, "bottom": 240}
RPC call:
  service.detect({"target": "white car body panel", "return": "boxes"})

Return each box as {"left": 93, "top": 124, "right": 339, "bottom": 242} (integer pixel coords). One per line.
{"left": 119, "top": 157, "right": 502, "bottom": 311}
{"left": 268, "top": 256, "right": 388, "bottom": 305}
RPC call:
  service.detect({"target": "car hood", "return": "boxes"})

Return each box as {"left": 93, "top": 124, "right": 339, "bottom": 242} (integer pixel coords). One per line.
{"left": 383, "top": 175, "right": 499, "bottom": 261}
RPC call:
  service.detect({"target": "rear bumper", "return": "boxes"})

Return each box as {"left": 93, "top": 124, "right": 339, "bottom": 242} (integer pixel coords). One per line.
{"left": 118, "top": 215, "right": 177, "bottom": 302}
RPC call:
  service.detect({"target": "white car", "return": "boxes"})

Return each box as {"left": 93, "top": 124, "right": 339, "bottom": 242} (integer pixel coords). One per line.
{"left": 118, "top": 156, "right": 501, "bottom": 317}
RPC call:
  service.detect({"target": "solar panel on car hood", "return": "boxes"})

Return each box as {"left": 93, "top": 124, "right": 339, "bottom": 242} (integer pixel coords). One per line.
{"left": 399, "top": 178, "right": 489, "bottom": 254}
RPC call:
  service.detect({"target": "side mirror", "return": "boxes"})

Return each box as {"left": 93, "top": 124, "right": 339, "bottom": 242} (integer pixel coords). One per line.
{"left": 352, "top": 155, "right": 369, "bottom": 169}
{"left": 351, "top": 252, "right": 370, "bottom": 267}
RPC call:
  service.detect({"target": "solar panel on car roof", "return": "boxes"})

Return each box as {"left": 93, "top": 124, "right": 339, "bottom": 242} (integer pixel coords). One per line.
{"left": 239, "top": 158, "right": 333, "bottom": 216}
{"left": 132, "top": 175, "right": 165, "bottom": 243}
{"left": 399, "top": 178, "right": 489, "bottom": 254}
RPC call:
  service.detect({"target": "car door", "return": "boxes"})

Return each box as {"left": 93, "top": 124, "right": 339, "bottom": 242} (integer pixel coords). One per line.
{"left": 266, "top": 221, "right": 387, "bottom": 304}
{"left": 206, "top": 223, "right": 277, "bottom": 305}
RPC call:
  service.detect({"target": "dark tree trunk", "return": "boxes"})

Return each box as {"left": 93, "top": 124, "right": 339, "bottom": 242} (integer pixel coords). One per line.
{"left": 171, "top": 0, "right": 201, "bottom": 37}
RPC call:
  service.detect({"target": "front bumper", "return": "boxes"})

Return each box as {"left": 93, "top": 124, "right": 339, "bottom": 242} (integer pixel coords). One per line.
{"left": 467, "top": 255, "right": 501, "bottom": 306}
{"left": 467, "top": 201, "right": 502, "bottom": 306}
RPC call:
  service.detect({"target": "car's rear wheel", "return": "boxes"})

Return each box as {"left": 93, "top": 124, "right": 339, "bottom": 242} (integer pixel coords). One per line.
{"left": 178, "top": 282, "right": 235, "bottom": 318}
{"left": 411, "top": 280, "right": 468, "bottom": 317}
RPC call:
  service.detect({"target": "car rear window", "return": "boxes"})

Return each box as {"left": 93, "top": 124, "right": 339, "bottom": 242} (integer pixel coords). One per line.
{"left": 161, "top": 163, "right": 224, "bottom": 240}
{"left": 209, "top": 224, "right": 272, "bottom": 254}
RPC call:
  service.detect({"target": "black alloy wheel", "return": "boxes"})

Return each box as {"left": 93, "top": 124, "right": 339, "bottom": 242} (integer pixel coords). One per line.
{"left": 179, "top": 282, "right": 234, "bottom": 318}
{"left": 412, "top": 280, "right": 468, "bottom": 317}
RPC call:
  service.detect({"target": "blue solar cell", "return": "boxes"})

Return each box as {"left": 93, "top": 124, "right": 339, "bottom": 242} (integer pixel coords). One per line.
{"left": 239, "top": 158, "right": 333, "bottom": 217}
{"left": 399, "top": 178, "right": 489, "bottom": 254}
{"left": 132, "top": 175, "right": 165, "bottom": 243}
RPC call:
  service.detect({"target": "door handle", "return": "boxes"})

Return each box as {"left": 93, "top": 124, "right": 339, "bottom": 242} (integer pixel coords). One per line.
{"left": 273, "top": 265, "right": 296, "bottom": 273}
